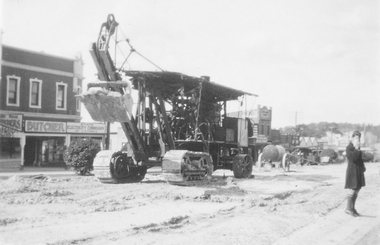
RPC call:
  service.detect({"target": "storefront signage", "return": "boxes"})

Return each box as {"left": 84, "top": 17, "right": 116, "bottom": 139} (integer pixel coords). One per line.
{"left": 67, "top": 122, "right": 106, "bottom": 134}
{"left": 1, "top": 126, "right": 22, "bottom": 138}
{"left": 253, "top": 124, "right": 258, "bottom": 138}
{"left": 256, "top": 134, "right": 268, "bottom": 143}
{"left": 25, "top": 120, "right": 66, "bottom": 133}
{"left": 0, "top": 114, "right": 23, "bottom": 131}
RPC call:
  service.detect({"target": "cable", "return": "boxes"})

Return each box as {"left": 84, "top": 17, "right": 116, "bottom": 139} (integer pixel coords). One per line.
{"left": 118, "top": 50, "right": 134, "bottom": 70}
{"left": 115, "top": 28, "right": 136, "bottom": 70}
{"left": 116, "top": 27, "right": 165, "bottom": 72}
{"left": 246, "top": 95, "right": 257, "bottom": 118}
{"left": 107, "top": 33, "right": 129, "bottom": 70}
{"left": 135, "top": 50, "right": 165, "bottom": 72}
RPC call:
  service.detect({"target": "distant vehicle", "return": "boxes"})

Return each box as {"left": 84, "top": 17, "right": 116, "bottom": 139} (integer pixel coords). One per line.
{"left": 362, "top": 151, "right": 374, "bottom": 162}
{"left": 359, "top": 147, "right": 375, "bottom": 163}
{"left": 320, "top": 149, "right": 338, "bottom": 164}
{"left": 306, "top": 149, "right": 321, "bottom": 165}
{"left": 291, "top": 147, "right": 321, "bottom": 165}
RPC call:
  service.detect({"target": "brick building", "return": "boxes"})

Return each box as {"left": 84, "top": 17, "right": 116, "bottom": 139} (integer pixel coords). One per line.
{"left": 249, "top": 105, "right": 272, "bottom": 144}
{"left": 0, "top": 44, "right": 106, "bottom": 169}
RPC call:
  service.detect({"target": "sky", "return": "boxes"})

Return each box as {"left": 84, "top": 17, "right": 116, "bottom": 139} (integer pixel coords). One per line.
{"left": 1, "top": 0, "right": 380, "bottom": 129}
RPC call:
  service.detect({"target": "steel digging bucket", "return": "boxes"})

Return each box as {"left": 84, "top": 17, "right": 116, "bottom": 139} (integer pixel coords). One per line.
{"left": 79, "top": 88, "right": 132, "bottom": 122}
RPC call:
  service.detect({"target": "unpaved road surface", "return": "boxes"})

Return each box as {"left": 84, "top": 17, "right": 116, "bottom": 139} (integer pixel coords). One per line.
{"left": 1, "top": 162, "right": 379, "bottom": 245}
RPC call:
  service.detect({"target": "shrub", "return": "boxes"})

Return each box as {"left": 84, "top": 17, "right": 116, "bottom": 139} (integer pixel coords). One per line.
{"left": 64, "top": 138, "right": 101, "bottom": 175}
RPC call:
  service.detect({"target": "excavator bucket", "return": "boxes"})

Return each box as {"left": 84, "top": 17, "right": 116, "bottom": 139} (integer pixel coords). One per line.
{"left": 79, "top": 88, "right": 132, "bottom": 122}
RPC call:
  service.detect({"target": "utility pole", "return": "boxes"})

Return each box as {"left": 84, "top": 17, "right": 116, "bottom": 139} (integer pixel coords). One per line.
{"left": 294, "top": 111, "right": 298, "bottom": 135}
{"left": 328, "top": 126, "right": 334, "bottom": 145}
{"left": 292, "top": 111, "right": 298, "bottom": 147}
{"left": 363, "top": 124, "right": 366, "bottom": 147}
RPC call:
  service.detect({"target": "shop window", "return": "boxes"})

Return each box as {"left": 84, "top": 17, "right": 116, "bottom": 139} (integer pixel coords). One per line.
{"left": 70, "top": 136, "right": 103, "bottom": 150}
{"left": 7, "top": 75, "right": 20, "bottom": 106}
{"left": 56, "top": 83, "right": 67, "bottom": 110}
{"left": 30, "top": 79, "right": 42, "bottom": 108}
{"left": 42, "top": 138, "right": 66, "bottom": 163}
{"left": 0, "top": 138, "right": 21, "bottom": 160}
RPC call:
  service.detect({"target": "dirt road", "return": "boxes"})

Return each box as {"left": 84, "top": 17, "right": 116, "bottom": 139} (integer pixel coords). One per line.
{"left": 1, "top": 162, "right": 379, "bottom": 245}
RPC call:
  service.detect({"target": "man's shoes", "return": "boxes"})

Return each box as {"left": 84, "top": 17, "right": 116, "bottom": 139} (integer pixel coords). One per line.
{"left": 345, "top": 209, "right": 358, "bottom": 217}
{"left": 353, "top": 209, "right": 360, "bottom": 216}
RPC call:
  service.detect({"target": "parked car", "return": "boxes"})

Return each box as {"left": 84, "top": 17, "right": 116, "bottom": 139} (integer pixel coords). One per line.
{"left": 320, "top": 149, "right": 338, "bottom": 164}
{"left": 362, "top": 151, "right": 374, "bottom": 162}
{"left": 306, "top": 150, "right": 321, "bottom": 165}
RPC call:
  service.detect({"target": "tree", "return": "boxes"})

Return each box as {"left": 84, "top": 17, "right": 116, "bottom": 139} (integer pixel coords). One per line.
{"left": 279, "top": 126, "right": 296, "bottom": 135}
{"left": 64, "top": 138, "right": 101, "bottom": 175}
{"left": 277, "top": 122, "right": 379, "bottom": 143}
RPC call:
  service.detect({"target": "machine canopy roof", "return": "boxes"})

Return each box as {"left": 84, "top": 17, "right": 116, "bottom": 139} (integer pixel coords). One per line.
{"left": 124, "top": 71, "right": 257, "bottom": 102}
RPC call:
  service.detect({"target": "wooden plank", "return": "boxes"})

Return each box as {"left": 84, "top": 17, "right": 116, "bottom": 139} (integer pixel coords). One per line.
{"left": 156, "top": 91, "right": 176, "bottom": 150}
{"left": 89, "top": 48, "right": 107, "bottom": 81}
{"left": 120, "top": 119, "right": 149, "bottom": 162}
{"left": 152, "top": 93, "right": 167, "bottom": 154}
{"left": 99, "top": 50, "right": 116, "bottom": 81}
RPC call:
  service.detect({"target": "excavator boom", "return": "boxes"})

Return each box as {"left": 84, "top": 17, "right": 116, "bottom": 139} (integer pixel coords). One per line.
{"left": 80, "top": 14, "right": 256, "bottom": 184}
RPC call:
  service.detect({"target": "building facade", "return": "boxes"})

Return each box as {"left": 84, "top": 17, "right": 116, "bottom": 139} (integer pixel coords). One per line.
{"left": 249, "top": 105, "right": 272, "bottom": 145}
{"left": 0, "top": 45, "right": 106, "bottom": 169}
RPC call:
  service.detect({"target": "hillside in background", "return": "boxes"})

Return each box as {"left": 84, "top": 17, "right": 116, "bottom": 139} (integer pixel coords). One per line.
{"left": 278, "top": 122, "right": 380, "bottom": 142}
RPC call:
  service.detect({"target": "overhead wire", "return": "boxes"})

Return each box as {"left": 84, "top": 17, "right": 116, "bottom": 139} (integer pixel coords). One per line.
{"left": 118, "top": 51, "right": 134, "bottom": 70}
{"left": 109, "top": 30, "right": 131, "bottom": 70}
{"left": 246, "top": 95, "right": 257, "bottom": 118}
{"left": 134, "top": 50, "right": 165, "bottom": 72}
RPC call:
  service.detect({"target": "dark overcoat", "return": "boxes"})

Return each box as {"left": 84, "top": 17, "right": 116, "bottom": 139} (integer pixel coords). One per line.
{"left": 344, "top": 142, "right": 365, "bottom": 189}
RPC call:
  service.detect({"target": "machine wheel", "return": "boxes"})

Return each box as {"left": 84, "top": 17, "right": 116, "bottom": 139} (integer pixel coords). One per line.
{"left": 109, "top": 152, "right": 147, "bottom": 183}
{"left": 232, "top": 154, "right": 253, "bottom": 178}
{"left": 282, "top": 153, "right": 291, "bottom": 172}
{"left": 111, "top": 154, "right": 132, "bottom": 177}
{"left": 162, "top": 150, "right": 213, "bottom": 185}
{"left": 127, "top": 165, "right": 147, "bottom": 182}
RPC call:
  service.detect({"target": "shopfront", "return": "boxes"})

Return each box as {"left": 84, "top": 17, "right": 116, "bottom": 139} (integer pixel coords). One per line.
{"left": 24, "top": 120, "right": 68, "bottom": 167}
{"left": 0, "top": 114, "right": 24, "bottom": 168}
{"left": 0, "top": 117, "right": 107, "bottom": 169}
{"left": 23, "top": 120, "right": 106, "bottom": 167}
{"left": 66, "top": 122, "right": 106, "bottom": 150}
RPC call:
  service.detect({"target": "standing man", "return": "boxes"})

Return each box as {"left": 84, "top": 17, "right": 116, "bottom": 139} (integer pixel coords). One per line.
{"left": 344, "top": 131, "right": 366, "bottom": 217}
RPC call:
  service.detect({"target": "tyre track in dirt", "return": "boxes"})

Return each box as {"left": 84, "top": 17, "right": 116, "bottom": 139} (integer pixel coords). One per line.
{"left": 272, "top": 166, "right": 380, "bottom": 245}
{"left": 55, "top": 168, "right": 345, "bottom": 245}
{"left": 1, "top": 163, "right": 379, "bottom": 245}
